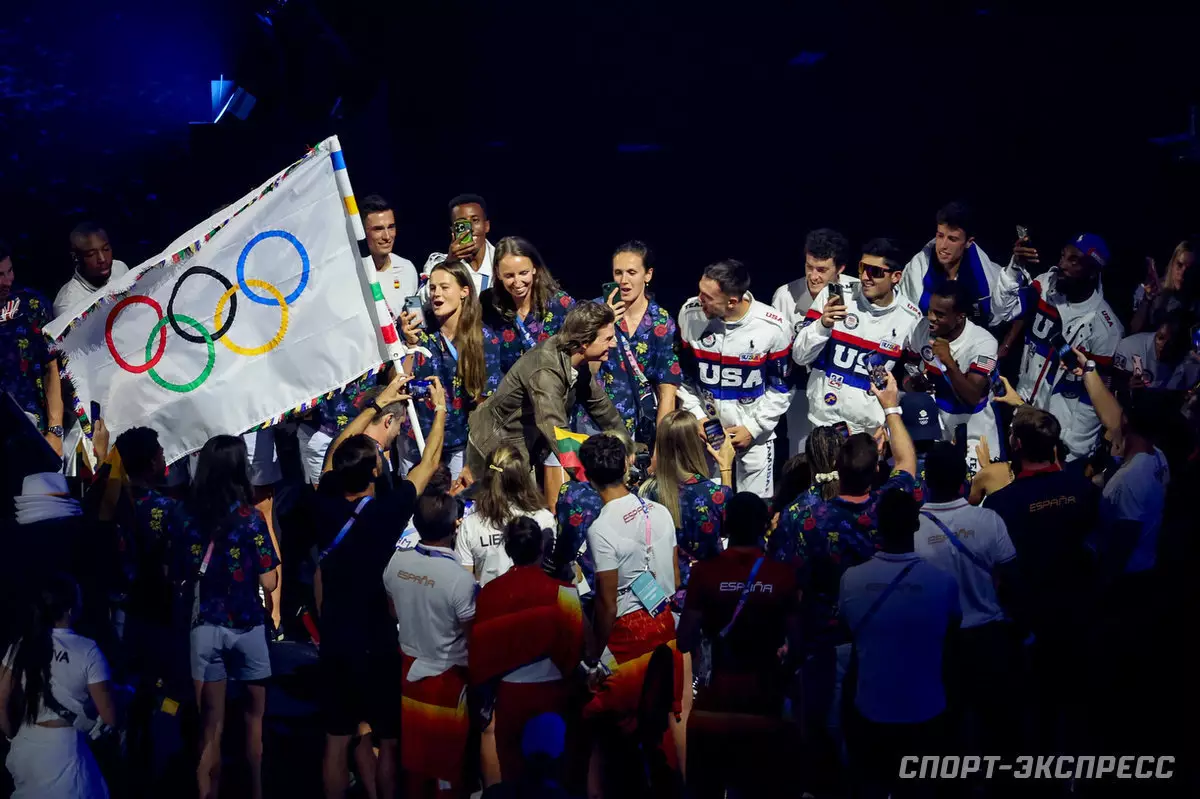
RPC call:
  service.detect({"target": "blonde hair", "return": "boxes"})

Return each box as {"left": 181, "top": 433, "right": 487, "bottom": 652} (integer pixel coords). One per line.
{"left": 646, "top": 410, "right": 710, "bottom": 529}
{"left": 476, "top": 445, "right": 543, "bottom": 528}
{"left": 430, "top": 259, "right": 486, "bottom": 401}
{"left": 1164, "top": 240, "right": 1195, "bottom": 290}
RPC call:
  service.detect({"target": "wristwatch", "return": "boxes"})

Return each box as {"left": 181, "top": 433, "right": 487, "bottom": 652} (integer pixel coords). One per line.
{"left": 1084, "top": 360, "right": 1097, "bottom": 374}
{"left": 47, "top": 425, "right": 64, "bottom": 438}
{"left": 366, "top": 400, "right": 384, "bottom": 415}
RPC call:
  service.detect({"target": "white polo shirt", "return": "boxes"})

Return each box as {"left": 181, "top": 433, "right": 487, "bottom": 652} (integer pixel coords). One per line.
{"left": 455, "top": 507, "right": 556, "bottom": 587}
{"left": 383, "top": 542, "right": 476, "bottom": 681}
{"left": 1100, "top": 447, "right": 1169, "bottom": 573}
{"left": 839, "top": 552, "right": 961, "bottom": 724}
{"left": 52, "top": 260, "right": 131, "bottom": 319}
{"left": 586, "top": 494, "right": 677, "bottom": 619}
{"left": 914, "top": 499, "right": 1015, "bottom": 628}
{"left": 375, "top": 253, "right": 419, "bottom": 322}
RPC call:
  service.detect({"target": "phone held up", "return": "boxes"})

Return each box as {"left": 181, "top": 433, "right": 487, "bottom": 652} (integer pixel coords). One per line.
{"left": 866, "top": 351, "right": 890, "bottom": 390}
{"left": 452, "top": 218, "right": 473, "bottom": 247}
{"left": 703, "top": 418, "right": 725, "bottom": 449}
{"left": 408, "top": 379, "right": 434, "bottom": 401}
{"left": 832, "top": 421, "right": 850, "bottom": 439}
{"left": 827, "top": 281, "right": 844, "bottom": 305}
{"left": 90, "top": 400, "right": 102, "bottom": 424}
{"left": 403, "top": 295, "right": 426, "bottom": 330}
{"left": 601, "top": 281, "right": 620, "bottom": 303}
{"left": 1049, "top": 333, "right": 1079, "bottom": 371}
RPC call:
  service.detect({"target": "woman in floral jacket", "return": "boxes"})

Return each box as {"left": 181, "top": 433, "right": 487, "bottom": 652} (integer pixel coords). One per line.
{"left": 576, "top": 241, "right": 680, "bottom": 448}
{"left": 481, "top": 236, "right": 575, "bottom": 394}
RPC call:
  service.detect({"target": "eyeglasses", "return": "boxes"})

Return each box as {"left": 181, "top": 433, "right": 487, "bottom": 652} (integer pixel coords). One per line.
{"left": 858, "top": 262, "right": 894, "bottom": 280}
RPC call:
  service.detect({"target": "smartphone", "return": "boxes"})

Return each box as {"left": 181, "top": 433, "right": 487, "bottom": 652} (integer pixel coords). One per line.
{"left": 1131, "top": 354, "right": 1145, "bottom": 377}
{"left": 1016, "top": 224, "right": 1030, "bottom": 242}
{"left": 90, "top": 400, "right": 101, "bottom": 423}
{"left": 832, "top": 421, "right": 850, "bottom": 439}
{"left": 402, "top": 295, "right": 426, "bottom": 329}
{"left": 866, "top": 351, "right": 889, "bottom": 390}
{"left": 408, "top": 378, "right": 434, "bottom": 400}
{"left": 703, "top": 418, "right": 725, "bottom": 448}
{"left": 827, "top": 282, "right": 844, "bottom": 305}
{"left": 451, "top": 218, "right": 473, "bottom": 246}
{"left": 601, "top": 281, "right": 620, "bottom": 303}
{"left": 1049, "top": 332, "right": 1078, "bottom": 370}
{"left": 991, "top": 368, "right": 1007, "bottom": 397}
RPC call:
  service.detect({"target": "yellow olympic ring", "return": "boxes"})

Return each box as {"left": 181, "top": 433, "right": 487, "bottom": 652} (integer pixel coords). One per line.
{"left": 213, "top": 279, "right": 289, "bottom": 356}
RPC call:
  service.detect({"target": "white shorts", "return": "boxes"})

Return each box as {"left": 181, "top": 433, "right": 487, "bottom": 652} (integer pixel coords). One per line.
{"left": 190, "top": 624, "right": 272, "bottom": 683}
{"left": 402, "top": 447, "right": 464, "bottom": 482}
{"left": 242, "top": 429, "right": 282, "bottom": 487}
{"left": 296, "top": 425, "right": 333, "bottom": 485}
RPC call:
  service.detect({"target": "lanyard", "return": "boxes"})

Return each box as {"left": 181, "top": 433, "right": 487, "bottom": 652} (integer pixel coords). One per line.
{"left": 197, "top": 540, "right": 216, "bottom": 578}
{"left": 635, "top": 495, "right": 653, "bottom": 570}
{"left": 440, "top": 332, "right": 458, "bottom": 363}
{"left": 319, "top": 496, "right": 372, "bottom": 562}
{"left": 513, "top": 314, "right": 537, "bottom": 350}
{"left": 415, "top": 543, "right": 460, "bottom": 562}
{"left": 920, "top": 511, "right": 991, "bottom": 574}
{"left": 616, "top": 325, "right": 651, "bottom": 390}
{"left": 718, "top": 557, "right": 765, "bottom": 639}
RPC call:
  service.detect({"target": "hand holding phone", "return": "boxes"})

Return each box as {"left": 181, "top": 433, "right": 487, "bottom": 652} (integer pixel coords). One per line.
{"left": 451, "top": 218, "right": 473, "bottom": 246}
{"left": 866, "top": 351, "right": 890, "bottom": 390}
{"left": 402, "top": 295, "right": 426, "bottom": 330}
{"left": 821, "top": 284, "right": 848, "bottom": 329}
{"left": 601, "top": 281, "right": 623, "bottom": 313}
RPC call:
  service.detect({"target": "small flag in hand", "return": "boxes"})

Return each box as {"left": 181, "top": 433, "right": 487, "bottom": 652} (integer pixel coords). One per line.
{"left": 553, "top": 427, "right": 589, "bottom": 482}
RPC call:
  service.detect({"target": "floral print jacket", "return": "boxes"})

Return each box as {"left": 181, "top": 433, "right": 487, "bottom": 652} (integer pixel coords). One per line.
{"left": 641, "top": 475, "right": 726, "bottom": 587}
{"left": 0, "top": 289, "right": 54, "bottom": 432}
{"left": 767, "top": 470, "right": 923, "bottom": 649}
{"left": 406, "top": 330, "right": 474, "bottom": 452}
{"left": 172, "top": 502, "right": 279, "bottom": 630}
{"left": 575, "top": 299, "right": 681, "bottom": 442}
{"left": 482, "top": 290, "right": 575, "bottom": 395}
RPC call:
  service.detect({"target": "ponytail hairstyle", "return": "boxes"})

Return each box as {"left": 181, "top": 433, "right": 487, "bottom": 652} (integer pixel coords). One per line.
{"left": 644, "top": 410, "right": 710, "bottom": 529}
{"left": 491, "top": 236, "right": 562, "bottom": 321}
{"left": 12, "top": 573, "right": 80, "bottom": 724}
{"left": 430, "top": 259, "right": 486, "bottom": 401}
{"left": 806, "top": 426, "right": 843, "bottom": 500}
{"left": 475, "top": 445, "right": 544, "bottom": 529}
{"left": 187, "top": 435, "right": 252, "bottom": 533}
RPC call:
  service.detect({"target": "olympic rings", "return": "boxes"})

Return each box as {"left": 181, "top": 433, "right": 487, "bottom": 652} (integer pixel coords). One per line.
{"left": 105, "top": 295, "right": 167, "bottom": 374}
{"left": 213, "top": 279, "right": 289, "bottom": 357}
{"left": 236, "top": 230, "right": 309, "bottom": 306}
{"left": 168, "top": 266, "right": 237, "bottom": 343}
{"left": 144, "top": 314, "right": 216, "bottom": 394}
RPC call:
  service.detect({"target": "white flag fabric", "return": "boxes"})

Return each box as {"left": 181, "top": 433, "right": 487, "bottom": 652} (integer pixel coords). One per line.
{"left": 45, "top": 137, "right": 388, "bottom": 464}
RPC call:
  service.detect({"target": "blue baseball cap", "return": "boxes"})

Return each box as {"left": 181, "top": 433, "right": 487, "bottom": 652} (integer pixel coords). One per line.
{"left": 1071, "top": 233, "right": 1109, "bottom": 269}
{"left": 900, "top": 392, "right": 943, "bottom": 442}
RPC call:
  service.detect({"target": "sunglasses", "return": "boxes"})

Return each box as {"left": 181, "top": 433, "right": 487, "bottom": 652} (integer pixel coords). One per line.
{"left": 858, "top": 261, "right": 895, "bottom": 280}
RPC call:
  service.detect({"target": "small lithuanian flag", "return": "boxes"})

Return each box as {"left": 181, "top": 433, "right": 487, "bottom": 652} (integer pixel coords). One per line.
{"left": 553, "top": 427, "right": 589, "bottom": 482}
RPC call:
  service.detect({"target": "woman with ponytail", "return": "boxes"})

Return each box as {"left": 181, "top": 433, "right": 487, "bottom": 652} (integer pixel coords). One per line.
{"left": 455, "top": 445, "right": 555, "bottom": 587}
{"left": 0, "top": 572, "right": 114, "bottom": 798}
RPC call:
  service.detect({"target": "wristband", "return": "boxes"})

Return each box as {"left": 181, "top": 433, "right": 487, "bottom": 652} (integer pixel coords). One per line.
{"left": 883, "top": 407, "right": 902, "bottom": 417}
{"left": 366, "top": 401, "right": 383, "bottom": 415}
{"left": 1084, "top": 359, "right": 1096, "bottom": 374}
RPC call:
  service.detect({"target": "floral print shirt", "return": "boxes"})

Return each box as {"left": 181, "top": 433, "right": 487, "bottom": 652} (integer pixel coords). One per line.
{"left": 123, "top": 486, "right": 179, "bottom": 620}
{"left": 553, "top": 480, "right": 603, "bottom": 590}
{"left": 406, "top": 330, "right": 473, "bottom": 452}
{"left": 172, "top": 502, "right": 279, "bottom": 630}
{"left": 0, "top": 289, "right": 54, "bottom": 432}
{"left": 318, "top": 371, "right": 379, "bottom": 437}
{"left": 768, "top": 470, "right": 922, "bottom": 648}
{"left": 575, "top": 299, "right": 682, "bottom": 441}
{"left": 641, "top": 475, "right": 726, "bottom": 587}
{"left": 483, "top": 290, "right": 575, "bottom": 395}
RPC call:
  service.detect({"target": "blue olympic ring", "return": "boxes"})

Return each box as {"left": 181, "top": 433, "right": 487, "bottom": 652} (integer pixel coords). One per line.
{"left": 236, "top": 230, "right": 310, "bottom": 306}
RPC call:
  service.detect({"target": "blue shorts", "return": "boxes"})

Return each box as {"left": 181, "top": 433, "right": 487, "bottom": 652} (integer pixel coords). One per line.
{"left": 190, "top": 624, "right": 272, "bottom": 683}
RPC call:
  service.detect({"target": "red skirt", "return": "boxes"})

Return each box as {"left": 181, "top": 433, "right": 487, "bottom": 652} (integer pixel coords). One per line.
{"left": 584, "top": 608, "right": 682, "bottom": 726}
{"left": 400, "top": 653, "right": 469, "bottom": 786}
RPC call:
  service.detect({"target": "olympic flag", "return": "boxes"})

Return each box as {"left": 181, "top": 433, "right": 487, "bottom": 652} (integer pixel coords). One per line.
{"left": 44, "top": 136, "right": 393, "bottom": 464}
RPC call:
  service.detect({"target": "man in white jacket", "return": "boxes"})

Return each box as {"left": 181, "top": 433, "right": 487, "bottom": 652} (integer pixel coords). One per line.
{"left": 677, "top": 259, "right": 793, "bottom": 498}
{"left": 899, "top": 201, "right": 1027, "bottom": 332}
{"left": 53, "top": 222, "right": 130, "bottom": 319}
{"left": 793, "top": 238, "right": 924, "bottom": 434}
{"left": 772, "top": 228, "right": 859, "bottom": 457}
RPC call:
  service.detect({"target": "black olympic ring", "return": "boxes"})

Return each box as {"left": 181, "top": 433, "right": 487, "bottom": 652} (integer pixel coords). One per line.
{"left": 167, "top": 266, "right": 238, "bottom": 344}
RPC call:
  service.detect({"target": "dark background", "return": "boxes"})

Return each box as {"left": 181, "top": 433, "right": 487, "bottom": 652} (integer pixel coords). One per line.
{"left": 3, "top": 1, "right": 1199, "bottom": 322}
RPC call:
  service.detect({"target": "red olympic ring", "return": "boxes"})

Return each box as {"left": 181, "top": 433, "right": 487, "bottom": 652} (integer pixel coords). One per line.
{"left": 106, "top": 295, "right": 168, "bottom": 374}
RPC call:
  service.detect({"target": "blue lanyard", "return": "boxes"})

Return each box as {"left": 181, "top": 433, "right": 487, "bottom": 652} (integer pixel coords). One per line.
{"left": 440, "top": 332, "right": 458, "bottom": 362}
{"left": 415, "top": 543, "right": 459, "bottom": 562}
{"left": 512, "top": 314, "right": 537, "bottom": 350}
{"left": 719, "top": 557, "right": 765, "bottom": 639}
{"left": 319, "top": 496, "right": 372, "bottom": 562}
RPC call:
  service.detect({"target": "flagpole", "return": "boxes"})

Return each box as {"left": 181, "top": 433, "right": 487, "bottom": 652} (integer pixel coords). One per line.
{"left": 328, "top": 136, "right": 426, "bottom": 454}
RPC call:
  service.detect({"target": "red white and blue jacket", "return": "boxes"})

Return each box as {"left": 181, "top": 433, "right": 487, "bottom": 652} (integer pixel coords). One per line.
{"left": 676, "top": 295, "right": 793, "bottom": 442}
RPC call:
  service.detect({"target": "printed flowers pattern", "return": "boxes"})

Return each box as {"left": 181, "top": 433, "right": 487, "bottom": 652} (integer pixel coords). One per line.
{"left": 319, "top": 371, "right": 379, "bottom": 436}
{"left": 483, "top": 290, "right": 575, "bottom": 395}
{"left": 0, "top": 289, "right": 53, "bottom": 432}
{"left": 642, "top": 475, "right": 725, "bottom": 587}
{"left": 768, "top": 471, "right": 922, "bottom": 645}
{"left": 553, "top": 480, "right": 601, "bottom": 589}
{"left": 575, "top": 299, "right": 681, "bottom": 440}
{"left": 173, "top": 501, "right": 280, "bottom": 630}
{"left": 408, "top": 330, "right": 472, "bottom": 451}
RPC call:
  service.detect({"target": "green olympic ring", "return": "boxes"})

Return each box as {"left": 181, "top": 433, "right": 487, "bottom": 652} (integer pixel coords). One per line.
{"left": 144, "top": 313, "right": 216, "bottom": 393}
